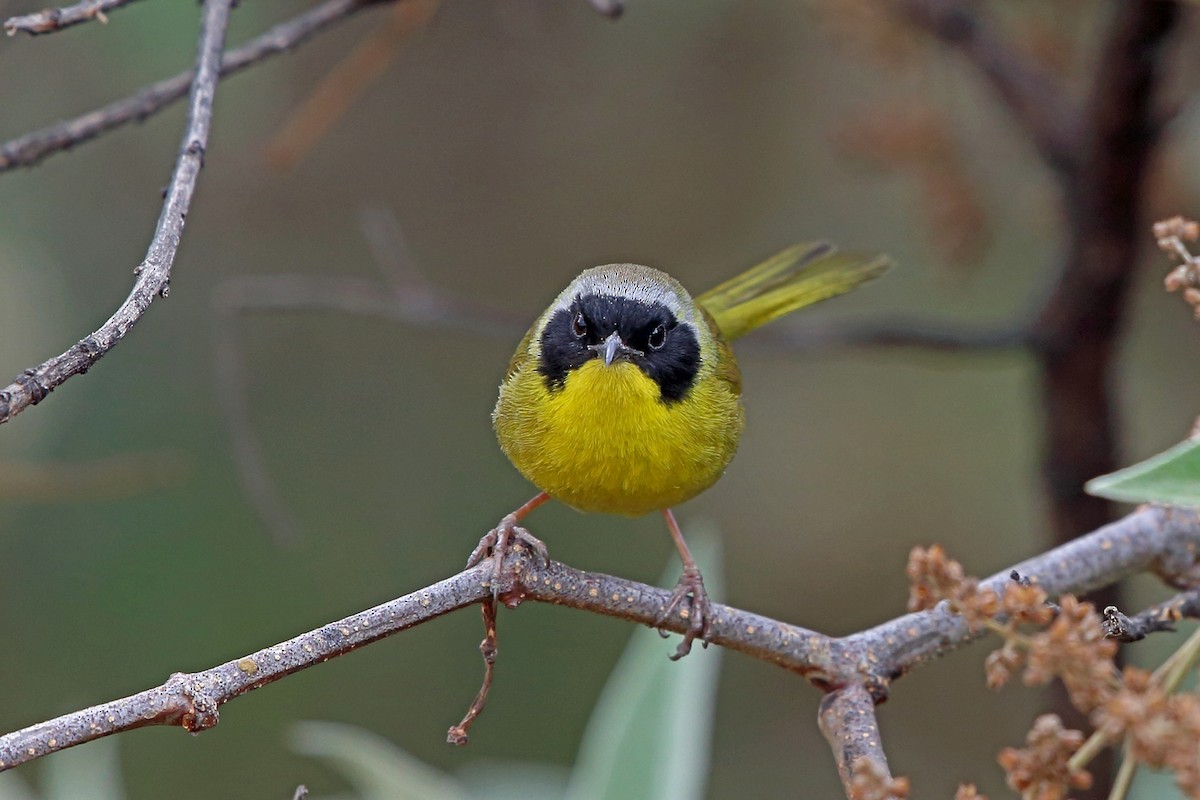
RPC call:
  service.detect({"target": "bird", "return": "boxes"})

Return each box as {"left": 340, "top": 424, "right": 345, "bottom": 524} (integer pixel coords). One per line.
{"left": 477, "top": 241, "right": 891, "bottom": 658}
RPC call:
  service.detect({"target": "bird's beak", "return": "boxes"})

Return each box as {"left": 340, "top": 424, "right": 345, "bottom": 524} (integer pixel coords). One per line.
{"left": 591, "top": 331, "right": 642, "bottom": 366}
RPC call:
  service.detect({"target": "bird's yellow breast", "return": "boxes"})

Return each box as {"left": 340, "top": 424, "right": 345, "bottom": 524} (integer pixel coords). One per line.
{"left": 493, "top": 357, "right": 743, "bottom": 516}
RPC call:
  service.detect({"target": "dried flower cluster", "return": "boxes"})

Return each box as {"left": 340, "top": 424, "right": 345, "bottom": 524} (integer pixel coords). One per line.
{"left": 1093, "top": 667, "right": 1200, "bottom": 795}
{"left": 849, "top": 757, "right": 911, "bottom": 800}
{"left": 1022, "top": 596, "right": 1118, "bottom": 712}
{"left": 906, "top": 546, "right": 1052, "bottom": 631}
{"left": 1157, "top": 215, "right": 1200, "bottom": 317}
{"left": 996, "top": 714, "right": 1092, "bottom": 800}
{"left": 906, "top": 545, "right": 1200, "bottom": 798}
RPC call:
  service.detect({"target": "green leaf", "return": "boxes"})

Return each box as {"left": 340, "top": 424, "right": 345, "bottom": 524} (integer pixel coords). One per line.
{"left": 0, "top": 738, "right": 125, "bottom": 800}
{"left": 1086, "top": 438, "right": 1200, "bottom": 505}
{"left": 564, "top": 520, "right": 723, "bottom": 800}
{"left": 42, "top": 737, "right": 124, "bottom": 800}
{"left": 288, "top": 721, "right": 467, "bottom": 800}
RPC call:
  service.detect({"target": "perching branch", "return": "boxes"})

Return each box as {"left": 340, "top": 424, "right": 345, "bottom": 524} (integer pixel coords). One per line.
{"left": 2, "top": 505, "right": 1195, "bottom": 782}
{"left": 0, "top": 0, "right": 233, "bottom": 425}
{"left": 0, "top": 563, "right": 498, "bottom": 771}
{"left": 0, "top": 0, "right": 393, "bottom": 174}
{"left": 4, "top": 0, "right": 141, "bottom": 36}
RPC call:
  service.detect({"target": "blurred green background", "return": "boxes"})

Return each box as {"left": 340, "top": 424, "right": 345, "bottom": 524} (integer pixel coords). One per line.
{"left": 0, "top": 1, "right": 1198, "bottom": 797}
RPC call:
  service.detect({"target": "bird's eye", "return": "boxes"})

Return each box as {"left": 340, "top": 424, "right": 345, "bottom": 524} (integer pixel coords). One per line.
{"left": 648, "top": 324, "right": 667, "bottom": 350}
{"left": 572, "top": 312, "right": 588, "bottom": 338}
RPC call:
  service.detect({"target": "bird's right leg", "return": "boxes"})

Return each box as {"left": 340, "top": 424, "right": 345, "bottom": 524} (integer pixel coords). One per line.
{"left": 467, "top": 492, "right": 552, "bottom": 597}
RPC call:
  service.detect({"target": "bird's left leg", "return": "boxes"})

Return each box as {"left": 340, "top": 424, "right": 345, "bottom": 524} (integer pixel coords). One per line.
{"left": 655, "top": 508, "right": 713, "bottom": 660}
{"left": 467, "top": 491, "right": 552, "bottom": 598}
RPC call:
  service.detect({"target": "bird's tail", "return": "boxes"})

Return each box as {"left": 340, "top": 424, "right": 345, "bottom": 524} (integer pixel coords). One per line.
{"left": 697, "top": 241, "right": 892, "bottom": 342}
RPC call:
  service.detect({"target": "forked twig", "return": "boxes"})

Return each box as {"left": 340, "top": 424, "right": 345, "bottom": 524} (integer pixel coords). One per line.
{"left": 0, "top": 0, "right": 394, "bottom": 174}
{"left": 0, "top": 0, "right": 234, "bottom": 425}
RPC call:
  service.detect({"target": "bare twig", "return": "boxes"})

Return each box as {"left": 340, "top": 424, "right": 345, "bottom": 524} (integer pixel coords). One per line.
{"left": 751, "top": 317, "right": 1029, "bottom": 355}
{"left": 0, "top": 0, "right": 232, "bottom": 425}
{"left": 210, "top": 272, "right": 521, "bottom": 545}
{"left": 896, "top": 0, "right": 1081, "bottom": 175}
{"left": 0, "top": 0, "right": 393, "bottom": 174}
{"left": 4, "top": 0, "right": 141, "bottom": 36}
{"left": 819, "top": 685, "right": 898, "bottom": 794}
{"left": 830, "top": 507, "right": 1200, "bottom": 693}
{"left": 0, "top": 506, "right": 1195, "bottom": 778}
{"left": 446, "top": 600, "right": 499, "bottom": 745}
{"left": 0, "top": 562, "right": 498, "bottom": 771}
{"left": 212, "top": 275, "right": 520, "bottom": 335}
{"left": 1102, "top": 590, "right": 1200, "bottom": 643}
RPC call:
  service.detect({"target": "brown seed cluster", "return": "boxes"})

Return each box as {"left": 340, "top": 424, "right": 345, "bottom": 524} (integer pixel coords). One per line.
{"left": 1093, "top": 667, "right": 1200, "bottom": 795}
{"left": 906, "top": 546, "right": 1052, "bottom": 631}
{"left": 848, "top": 757, "right": 911, "bottom": 800}
{"left": 954, "top": 784, "right": 989, "bottom": 800}
{"left": 906, "top": 544, "right": 1200, "bottom": 797}
{"left": 1023, "top": 596, "right": 1119, "bottom": 712}
{"left": 1157, "top": 216, "right": 1200, "bottom": 318}
{"left": 996, "top": 714, "right": 1092, "bottom": 800}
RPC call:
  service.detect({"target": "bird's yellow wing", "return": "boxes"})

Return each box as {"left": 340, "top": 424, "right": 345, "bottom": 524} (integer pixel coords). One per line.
{"left": 697, "top": 242, "right": 892, "bottom": 341}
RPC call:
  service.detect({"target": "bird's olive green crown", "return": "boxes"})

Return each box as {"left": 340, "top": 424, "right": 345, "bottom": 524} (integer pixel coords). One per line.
{"left": 536, "top": 264, "right": 704, "bottom": 403}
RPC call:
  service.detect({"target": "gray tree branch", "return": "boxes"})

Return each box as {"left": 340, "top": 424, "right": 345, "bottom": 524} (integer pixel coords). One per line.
{"left": 0, "top": 0, "right": 234, "bottom": 425}
{"left": 0, "top": 0, "right": 394, "bottom": 174}
{"left": 0, "top": 505, "right": 1194, "bottom": 789}
{"left": 4, "top": 0, "right": 142, "bottom": 36}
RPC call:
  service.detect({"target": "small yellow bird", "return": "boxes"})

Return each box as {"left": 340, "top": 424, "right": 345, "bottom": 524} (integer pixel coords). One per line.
{"left": 478, "top": 242, "right": 890, "bottom": 657}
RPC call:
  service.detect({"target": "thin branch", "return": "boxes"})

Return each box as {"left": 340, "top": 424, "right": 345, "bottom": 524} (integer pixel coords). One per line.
{"left": 212, "top": 275, "right": 521, "bottom": 336}
{"left": 818, "top": 684, "right": 898, "bottom": 796}
{"left": 1102, "top": 589, "right": 1200, "bottom": 643}
{"left": 4, "top": 0, "right": 141, "bottom": 36}
{"left": 829, "top": 506, "right": 1200, "bottom": 692}
{"left": 0, "top": 0, "right": 232, "bottom": 425}
{"left": 209, "top": 273, "right": 521, "bottom": 545}
{"left": 0, "top": 0, "right": 393, "bottom": 174}
{"left": 210, "top": 305, "right": 300, "bottom": 547}
{"left": 750, "top": 317, "right": 1030, "bottom": 355}
{"left": 896, "top": 0, "right": 1081, "bottom": 175}
{"left": 0, "top": 563, "right": 498, "bottom": 771}
{"left": 0, "top": 506, "right": 1196, "bottom": 775}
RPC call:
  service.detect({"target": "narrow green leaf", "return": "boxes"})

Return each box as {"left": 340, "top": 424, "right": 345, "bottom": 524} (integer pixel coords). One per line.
{"left": 42, "top": 737, "right": 124, "bottom": 800}
{"left": 564, "top": 520, "right": 723, "bottom": 800}
{"left": 1085, "top": 438, "right": 1200, "bottom": 505}
{"left": 0, "top": 771, "right": 37, "bottom": 800}
{"left": 289, "top": 721, "right": 467, "bottom": 800}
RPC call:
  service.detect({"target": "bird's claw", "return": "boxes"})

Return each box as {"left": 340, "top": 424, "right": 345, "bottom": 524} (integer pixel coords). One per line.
{"left": 655, "top": 566, "right": 712, "bottom": 660}
{"left": 467, "top": 514, "right": 549, "bottom": 601}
